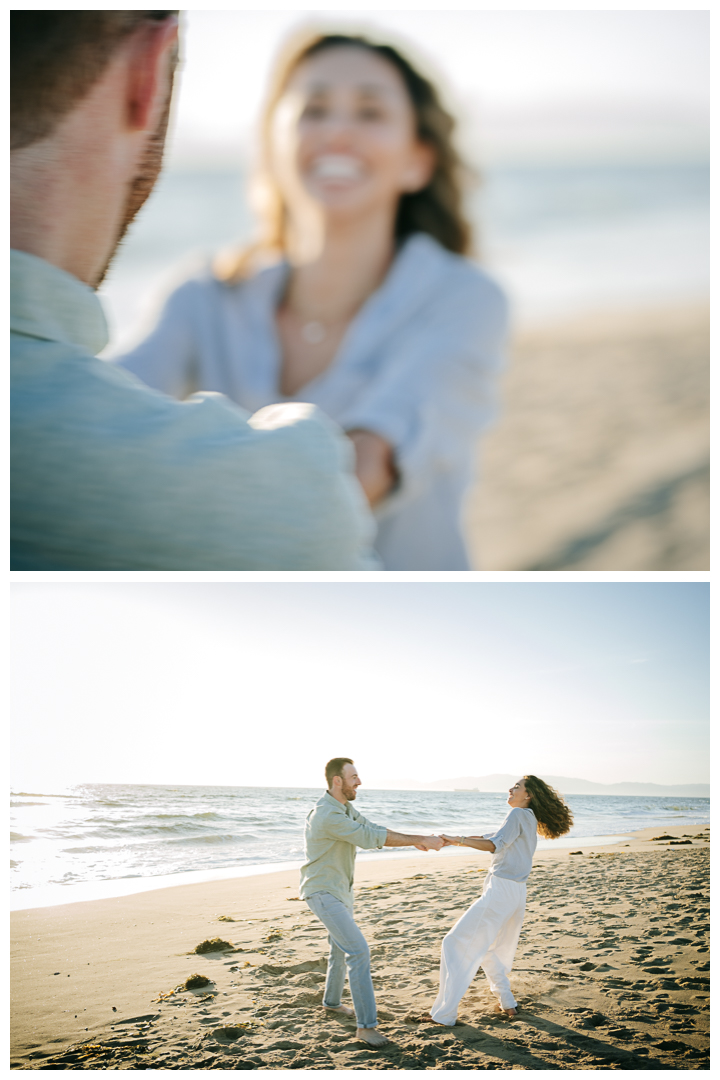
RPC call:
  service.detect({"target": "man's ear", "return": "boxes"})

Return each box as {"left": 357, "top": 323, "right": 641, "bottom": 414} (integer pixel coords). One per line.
{"left": 125, "top": 16, "right": 179, "bottom": 133}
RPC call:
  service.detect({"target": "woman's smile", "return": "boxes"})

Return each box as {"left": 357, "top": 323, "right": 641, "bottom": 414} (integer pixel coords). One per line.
{"left": 309, "top": 154, "right": 366, "bottom": 182}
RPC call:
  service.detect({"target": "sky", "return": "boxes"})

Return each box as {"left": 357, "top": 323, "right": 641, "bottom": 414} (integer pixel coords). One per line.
{"left": 11, "top": 583, "right": 708, "bottom": 792}
{"left": 166, "top": 10, "right": 709, "bottom": 165}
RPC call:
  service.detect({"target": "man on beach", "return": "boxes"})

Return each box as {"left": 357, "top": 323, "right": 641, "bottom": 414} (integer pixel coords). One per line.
{"left": 10, "top": 12, "right": 375, "bottom": 570}
{"left": 300, "top": 758, "right": 445, "bottom": 1047}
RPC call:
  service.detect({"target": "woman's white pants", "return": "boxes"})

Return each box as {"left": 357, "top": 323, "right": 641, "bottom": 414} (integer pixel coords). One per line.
{"left": 430, "top": 872, "right": 526, "bottom": 1025}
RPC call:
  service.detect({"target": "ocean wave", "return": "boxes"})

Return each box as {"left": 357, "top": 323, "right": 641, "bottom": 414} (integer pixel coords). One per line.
{"left": 81, "top": 821, "right": 230, "bottom": 840}
{"left": 151, "top": 812, "right": 222, "bottom": 821}
{"left": 62, "top": 846, "right": 116, "bottom": 854}
{"left": 165, "top": 833, "right": 258, "bottom": 846}
{"left": 10, "top": 801, "right": 47, "bottom": 807}
{"left": 11, "top": 832, "right": 34, "bottom": 843}
{"left": 10, "top": 791, "right": 79, "bottom": 799}
{"left": 11, "top": 785, "right": 709, "bottom": 897}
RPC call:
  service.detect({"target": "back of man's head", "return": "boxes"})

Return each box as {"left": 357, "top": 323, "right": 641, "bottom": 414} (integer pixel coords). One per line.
{"left": 11, "top": 11, "right": 176, "bottom": 151}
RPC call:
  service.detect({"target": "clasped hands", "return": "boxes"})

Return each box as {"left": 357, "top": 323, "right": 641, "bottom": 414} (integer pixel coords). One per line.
{"left": 413, "top": 833, "right": 462, "bottom": 852}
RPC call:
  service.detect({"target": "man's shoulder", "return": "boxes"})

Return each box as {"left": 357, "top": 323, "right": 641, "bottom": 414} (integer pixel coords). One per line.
{"left": 307, "top": 794, "right": 346, "bottom": 831}
{"left": 12, "top": 338, "right": 341, "bottom": 459}
{"left": 11, "top": 341, "right": 377, "bottom": 570}
{"left": 312, "top": 793, "right": 345, "bottom": 817}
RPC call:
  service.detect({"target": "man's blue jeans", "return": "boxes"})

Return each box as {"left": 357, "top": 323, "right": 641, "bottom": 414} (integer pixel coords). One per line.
{"left": 305, "top": 891, "right": 377, "bottom": 1028}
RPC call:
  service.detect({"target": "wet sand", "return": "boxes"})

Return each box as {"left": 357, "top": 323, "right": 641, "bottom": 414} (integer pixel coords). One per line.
{"left": 466, "top": 303, "right": 709, "bottom": 569}
{"left": 10, "top": 820, "right": 709, "bottom": 1070}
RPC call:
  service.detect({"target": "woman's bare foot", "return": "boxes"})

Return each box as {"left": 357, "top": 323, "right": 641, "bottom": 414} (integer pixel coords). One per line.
{"left": 324, "top": 1004, "right": 354, "bottom": 1017}
{"left": 494, "top": 1004, "right": 518, "bottom": 1018}
{"left": 418, "top": 1013, "right": 446, "bottom": 1025}
{"left": 356, "top": 1027, "right": 390, "bottom": 1047}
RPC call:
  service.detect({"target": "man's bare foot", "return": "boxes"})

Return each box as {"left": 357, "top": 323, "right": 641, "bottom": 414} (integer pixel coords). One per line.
{"left": 356, "top": 1027, "right": 390, "bottom": 1047}
{"left": 324, "top": 1004, "right": 354, "bottom": 1017}
{"left": 418, "top": 1013, "right": 446, "bottom": 1025}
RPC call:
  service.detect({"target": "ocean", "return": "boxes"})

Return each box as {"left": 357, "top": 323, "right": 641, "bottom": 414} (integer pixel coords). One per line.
{"left": 11, "top": 784, "right": 709, "bottom": 910}
{"left": 99, "top": 160, "right": 709, "bottom": 355}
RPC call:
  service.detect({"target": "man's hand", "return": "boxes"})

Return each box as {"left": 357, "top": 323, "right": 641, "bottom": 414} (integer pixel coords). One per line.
{"left": 385, "top": 829, "right": 445, "bottom": 850}
{"left": 419, "top": 835, "right": 445, "bottom": 852}
{"left": 440, "top": 834, "right": 461, "bottom": 846}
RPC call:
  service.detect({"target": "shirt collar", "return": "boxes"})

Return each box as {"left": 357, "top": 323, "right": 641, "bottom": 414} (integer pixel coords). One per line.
{"left": 321, "top": 790, "right": 351, "bottom": 814}
{"left": 10, "top": 249, "right": 108, "bottom": 356}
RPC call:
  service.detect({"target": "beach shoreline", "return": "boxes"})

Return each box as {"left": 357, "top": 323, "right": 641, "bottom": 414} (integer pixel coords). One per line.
{"left": 11, "top": 820, "right": 709, "bottom": 1070}
{"left": 11, "top": 826, "right": 678, "bottom": 913}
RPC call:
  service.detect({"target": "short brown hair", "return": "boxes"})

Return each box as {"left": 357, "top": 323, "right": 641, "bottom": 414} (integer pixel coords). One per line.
{"left": 11, "top": 11, "right": 177, "bottom": 151}
{"left": 325, "top": 757, "right": 354, "bottom": 789}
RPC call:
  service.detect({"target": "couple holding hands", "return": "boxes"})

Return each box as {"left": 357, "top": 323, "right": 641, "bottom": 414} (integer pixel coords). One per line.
{"left": 300, "top": 759, "right": 573, "bottom": 1045}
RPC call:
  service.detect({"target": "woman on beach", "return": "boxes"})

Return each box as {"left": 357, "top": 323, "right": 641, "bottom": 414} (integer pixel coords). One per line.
{"left": 431, "top": 776, "right": 573, "bottom": 1023}
{"left": 116, "top": 29, "right": 508, "bottom": 570}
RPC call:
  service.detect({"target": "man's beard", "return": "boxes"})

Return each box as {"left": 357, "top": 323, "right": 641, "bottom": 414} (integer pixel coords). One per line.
{"left": 93, "top": 83, "right": 173, "bottom": 289}
{"left": 342, "top": 783, "right": 357, "bottom": 801}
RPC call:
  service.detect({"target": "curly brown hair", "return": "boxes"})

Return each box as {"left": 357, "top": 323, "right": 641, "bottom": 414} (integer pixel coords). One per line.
{"left": 523, "top": 775, "right": 574, "bottom": 840}
{"left": 214, "top": 27, "right": 475, "bottom": 284}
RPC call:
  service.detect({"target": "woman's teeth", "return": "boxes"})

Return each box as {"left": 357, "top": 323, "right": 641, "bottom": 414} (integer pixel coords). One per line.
{"left": 312, "top": 155, "right": 363, "bottom": 180}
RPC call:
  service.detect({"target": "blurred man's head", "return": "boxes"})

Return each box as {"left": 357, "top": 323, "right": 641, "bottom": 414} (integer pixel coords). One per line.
{"left": 11, "top": 11, "right": 179, "bottom": 286}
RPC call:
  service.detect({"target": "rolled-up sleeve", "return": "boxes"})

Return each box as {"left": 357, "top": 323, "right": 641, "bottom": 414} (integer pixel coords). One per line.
{"left": 483, "top": 808, "right": 523, "bottom": 854}
{"left": 338, "top": 269, "right": 508, "bottom": 512}
{"left": 321, "top": 806, "right": 387, "bottom": 850}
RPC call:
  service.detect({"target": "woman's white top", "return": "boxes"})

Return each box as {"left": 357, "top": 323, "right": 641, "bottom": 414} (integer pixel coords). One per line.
{"left": 483, "top": 807, "right": 537, "bottom": 883}
{"left": 116, "top": 233, "right": 508, "bottom": 570}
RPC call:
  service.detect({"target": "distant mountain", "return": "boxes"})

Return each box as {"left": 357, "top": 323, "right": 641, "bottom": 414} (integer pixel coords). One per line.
{"left": 366, "top": 774, "right": 709, "bottom": 798}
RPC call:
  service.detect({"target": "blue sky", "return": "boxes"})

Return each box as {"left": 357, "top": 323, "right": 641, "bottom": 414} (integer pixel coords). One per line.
{"left": 11, "top": 583, "right": 708, "bottom": 790}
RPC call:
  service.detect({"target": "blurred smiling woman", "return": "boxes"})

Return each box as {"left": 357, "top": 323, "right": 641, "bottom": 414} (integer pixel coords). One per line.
{"left": 117, "top": 29, "right": 508, "bottom": 569}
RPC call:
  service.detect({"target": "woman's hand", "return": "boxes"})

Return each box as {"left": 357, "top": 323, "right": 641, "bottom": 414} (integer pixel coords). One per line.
{"left": 440, "top": 833, "right": 496, "bottom": 853}
{"left": 347, "top": 429, "right": 397, "bottom": 506}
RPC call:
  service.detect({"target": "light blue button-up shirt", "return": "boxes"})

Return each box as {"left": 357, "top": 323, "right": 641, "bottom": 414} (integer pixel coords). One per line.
{"left": 483, "top": 807, "right": 538, "bottom": 883}
{"left": 11, "top": 250, "right": 377, "bottom": 570}
{"left": 300, "top": 792, "right": 388, "bottom": 908}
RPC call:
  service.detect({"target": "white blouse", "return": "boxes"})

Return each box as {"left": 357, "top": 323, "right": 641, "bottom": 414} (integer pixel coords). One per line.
{"left": 483, "top": 807, "right": 538, "bottom": 883}
{"left": 116, "top": 233, "right": 509, "bottom": 570}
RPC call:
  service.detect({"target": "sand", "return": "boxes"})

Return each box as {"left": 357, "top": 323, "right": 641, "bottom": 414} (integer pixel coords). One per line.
{"left": 465, "top": 302, "right": 709, "bottom": 570}
{"left": 10, "top": 820, "right": 708, "bottom": 1070}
